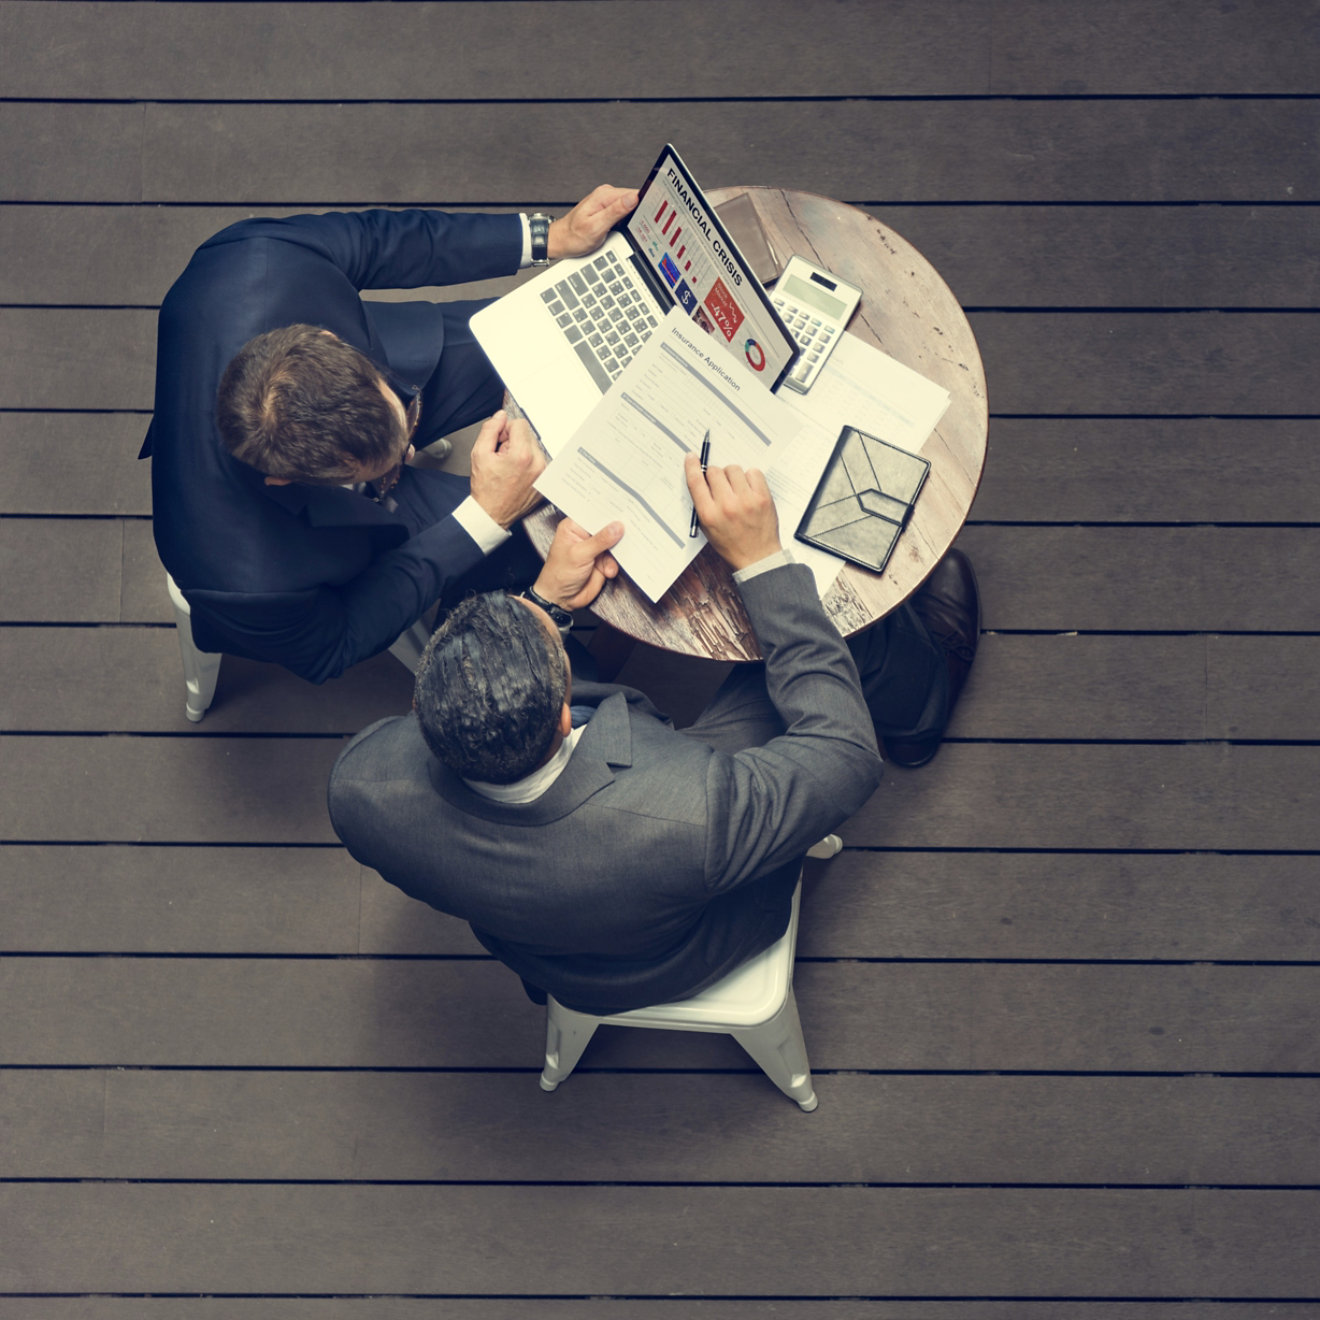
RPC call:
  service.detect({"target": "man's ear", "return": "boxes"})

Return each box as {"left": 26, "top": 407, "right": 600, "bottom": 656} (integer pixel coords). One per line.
{"left": 559, "top": 702, "right": 573, "bottom": 738}
{"left": 263, "top": 475, "right": 292, "bottom": 486}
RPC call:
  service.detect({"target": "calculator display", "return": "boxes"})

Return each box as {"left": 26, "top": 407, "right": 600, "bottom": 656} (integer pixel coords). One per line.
{"left": 781, "top": 273, "right": 848, "bottom": 319}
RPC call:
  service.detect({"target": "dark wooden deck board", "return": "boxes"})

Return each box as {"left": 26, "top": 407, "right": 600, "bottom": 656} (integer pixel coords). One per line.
{"left": 0, "top": 0, "right": 991, "bottom": 101}
{"left": 2, "top": 1307, "right": 1319, "bottom": 1320}
{"left": 5, "top": 99, "right": 1317, "bottom": 205}
{"left": 988, "top": 0, "right": 1320, "bottom": 93}
{"left": 4, "top": 848, "right": 1318, "bottom": 963}
{"left": 0, "top": 415, "right": 150, "bottom": 515}
{"left": 5, "top": 0, "right": 1317, "bottom": 100}
{"left": 2, "top": 1305, "right": 1318, "bottom": 1320}
{"left": 2, "top": 0, "right": 1317, "bottom": 1308}
{"left": 134, "top": 98, "right": 1320, "bottom": 205}
{"left": 3, "top": 1070, "right": 1318, "bottom": 1185}
{"left": 9, "top": 204, "right": 1319, "bottom": 309}
{"left": 972, "top": 420, "right": 1320, "bottom": 524}
{"left": 957, "top": 526, "right": 1320, "bottom": 631}
{"left": 3, "top": 956, "right": 1318, "bottom": 1073}
{"left": 0, "top": 520, "right": 123, "bottom": 622}
{"left": 848, "top": 744, "right": 1320, "bottom": 851}
{"left": 0, "top": 102, "right": 143, "bottom": 202}
{"left": 3, "top": 1184, "right": 1318, "bottom": 1296}
{"left": 0, "top": 630, "right": 413, "bottom": 733}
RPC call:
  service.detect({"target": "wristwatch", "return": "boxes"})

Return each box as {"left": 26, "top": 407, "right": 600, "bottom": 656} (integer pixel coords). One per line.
{"left": 518, "top": 585, "right": 573, "bottom": 633}
{"left": 528, "top": 213, "right": 552, "bottom": 267}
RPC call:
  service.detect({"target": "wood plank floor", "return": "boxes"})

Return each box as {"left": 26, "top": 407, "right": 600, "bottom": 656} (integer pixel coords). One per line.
{"left": 1, "top": 0, "right": 1317, "bottom": 1312}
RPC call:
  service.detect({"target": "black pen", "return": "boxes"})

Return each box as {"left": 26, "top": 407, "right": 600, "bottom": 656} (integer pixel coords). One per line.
{"left": 689, "top": 430, "right": 710, "bottom": 537}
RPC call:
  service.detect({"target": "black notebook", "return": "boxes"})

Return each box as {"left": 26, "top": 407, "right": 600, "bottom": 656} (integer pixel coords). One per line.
{"left": 795, "top": 425, "right": 930, "bottom": 573}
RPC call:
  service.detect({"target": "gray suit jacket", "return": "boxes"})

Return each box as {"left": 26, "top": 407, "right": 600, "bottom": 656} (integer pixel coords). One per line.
{"left": 327, "top": 563, "right": 883, "bottom": 1012}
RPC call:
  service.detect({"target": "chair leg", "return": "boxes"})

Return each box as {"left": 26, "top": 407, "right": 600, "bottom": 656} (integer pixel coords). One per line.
{"left": 387, "top": 617, "right": 432, "bottom": 673}
{"left": 166, "top": 574, "right": 221, "bottom": 723}
{"left": 807, "top": 834, "right": 842, "bottom": 859}
{"left": 540, "top": 1000, "right": 602, "bottom": 1092}
{"left": 731, "top": 990, "right": 818, "bottom": 1111}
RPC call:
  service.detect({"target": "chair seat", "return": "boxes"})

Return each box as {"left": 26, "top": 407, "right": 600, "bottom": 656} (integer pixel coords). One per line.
{"left": 540, "top": 879, "right": 818, "bottom": 1109}
{"left": 601, "top": 893, "right": 799, "bottom": 1032}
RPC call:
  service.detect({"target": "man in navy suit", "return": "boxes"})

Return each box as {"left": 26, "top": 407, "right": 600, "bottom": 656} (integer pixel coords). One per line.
{"left": 143, "top": 187, "right": 636, "bottom": 683}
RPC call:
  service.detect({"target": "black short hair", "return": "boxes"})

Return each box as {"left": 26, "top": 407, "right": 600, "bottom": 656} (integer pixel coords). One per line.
{"left": 215, "top": 324, "right": 399, "bottom": 482}
{"left": 414, "top": 593, "right": 569, "bottom": 784}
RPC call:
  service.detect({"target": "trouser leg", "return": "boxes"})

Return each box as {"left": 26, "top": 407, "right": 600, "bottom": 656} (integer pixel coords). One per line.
{"left": 682, "top": 601, "right": 949, "bottom": 755}
{"left": 680, "top": 662, "right": 784, "bottom": 753}
{"left": 847, "top": 602, "right": 950, "bottom": 742}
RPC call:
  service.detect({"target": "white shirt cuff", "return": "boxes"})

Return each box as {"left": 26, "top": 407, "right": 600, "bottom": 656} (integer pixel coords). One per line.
{"left": 518, "top": 213, "right": 532, "bottom": 268}
{"left": 733, "top": 547, "right": 795, "bottom": 584}
{"left": 453, "top": 495, "right": 511, "bottom": 555}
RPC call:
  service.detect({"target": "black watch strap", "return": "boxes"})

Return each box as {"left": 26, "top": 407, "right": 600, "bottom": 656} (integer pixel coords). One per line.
{"left": 528, "top": 213, "right": 552, "bottom": 266}
{"left": 518, "top": 585, "right": 573, "bottom": 632}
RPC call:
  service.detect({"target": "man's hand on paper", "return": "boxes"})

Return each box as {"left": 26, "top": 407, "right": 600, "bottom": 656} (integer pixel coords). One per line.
{"left": 469, "top": 410, "right": 546, "bottom": 528}
{"left": 534, "top": 517, "right": 625, "bottom": 611}
{"left": 685, "top": 454, "right": 782, "bottom": 572}
{"left": 549, "top": 186, "right": 639, "bottom": 260}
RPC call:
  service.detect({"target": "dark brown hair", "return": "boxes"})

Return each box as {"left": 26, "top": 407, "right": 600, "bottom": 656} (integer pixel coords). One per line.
{"left": 216, "top": 324, "right": 399, "bottom": 482}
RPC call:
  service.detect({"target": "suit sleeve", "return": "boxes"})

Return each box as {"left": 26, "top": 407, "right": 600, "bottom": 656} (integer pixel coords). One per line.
{"left": 701, "top": 563, "right": 884, "bottom": 891}
{"left": 199, "top": 208, "right": 524, "bottom": 292}
{"left": 186, "top": 513, "right": 489, "bottom": 684}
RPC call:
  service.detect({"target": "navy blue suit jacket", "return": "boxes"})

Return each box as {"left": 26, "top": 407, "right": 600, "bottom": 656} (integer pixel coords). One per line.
{"left": 144, "top": 209, "right": 523, "bottom": 683}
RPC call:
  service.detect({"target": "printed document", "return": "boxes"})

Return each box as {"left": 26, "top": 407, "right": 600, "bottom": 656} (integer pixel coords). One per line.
{"left": 778, "top": 331, "right": 951, "bottom": 457}
{"left": 536, "top": 310, "right": 838, "bottom": 602}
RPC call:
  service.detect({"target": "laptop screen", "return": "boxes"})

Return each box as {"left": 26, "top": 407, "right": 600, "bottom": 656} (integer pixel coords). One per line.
{"left": 622, "top": 145, "right": 799, "bottom": 391}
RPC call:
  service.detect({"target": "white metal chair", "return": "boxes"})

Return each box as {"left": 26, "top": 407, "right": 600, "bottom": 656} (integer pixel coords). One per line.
{"left": 166, "top": 573, "right": 223, "bottom": 723}
{"left": 164, "top": 572, "right": 430, "bottom": 722}
{"left": 539, "top": 836, "right": 841, "bottom": 1110}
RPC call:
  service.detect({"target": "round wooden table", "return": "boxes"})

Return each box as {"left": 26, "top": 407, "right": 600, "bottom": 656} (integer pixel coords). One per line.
{"left": 527, "top": 187, "right": 988, "bottom": 661}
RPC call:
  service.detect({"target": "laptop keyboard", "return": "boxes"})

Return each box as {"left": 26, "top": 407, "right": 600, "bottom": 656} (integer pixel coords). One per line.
{"left": 541, "top": 250, "right": 661, "bottom": 393}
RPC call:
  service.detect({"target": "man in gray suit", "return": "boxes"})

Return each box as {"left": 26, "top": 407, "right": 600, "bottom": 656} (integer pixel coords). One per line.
{"left": 328, "top": 455, "right": 979, "bottom": 1013}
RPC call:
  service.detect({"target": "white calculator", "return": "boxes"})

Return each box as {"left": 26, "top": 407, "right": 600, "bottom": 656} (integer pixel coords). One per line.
{"left": 771, "top": 255, "right": 862, "bottom": 393}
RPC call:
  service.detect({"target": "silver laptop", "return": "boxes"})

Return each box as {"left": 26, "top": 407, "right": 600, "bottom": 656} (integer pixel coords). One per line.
{"left": 472, "top": 144, "right": 799, "bottom": 454}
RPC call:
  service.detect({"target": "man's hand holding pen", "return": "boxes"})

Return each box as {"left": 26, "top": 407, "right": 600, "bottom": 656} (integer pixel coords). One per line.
{"left": 684, "top": 451, "right": 782, "bottom": 572}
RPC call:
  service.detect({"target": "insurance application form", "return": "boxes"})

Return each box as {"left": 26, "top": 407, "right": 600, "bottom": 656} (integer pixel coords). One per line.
{"left": 535, "top": 310, "right": 838, "bottom": 602}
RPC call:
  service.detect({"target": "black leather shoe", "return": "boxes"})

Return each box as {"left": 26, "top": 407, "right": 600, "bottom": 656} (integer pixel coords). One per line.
{"left": 882, "top": 549, "right": 980, "bottom": 768}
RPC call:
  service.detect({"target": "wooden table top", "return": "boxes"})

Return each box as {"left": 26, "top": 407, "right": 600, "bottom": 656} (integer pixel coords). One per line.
{"left": 527, "top": 186, "right": 988, "bottom": 661}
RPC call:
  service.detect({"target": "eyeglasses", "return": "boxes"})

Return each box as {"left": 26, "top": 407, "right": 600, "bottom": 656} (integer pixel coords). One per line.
{"left": 367, "top": 369, "right": 423, "bottom": 503}
{"left": 381, "top": 367, "right": 422, "bottom": 438}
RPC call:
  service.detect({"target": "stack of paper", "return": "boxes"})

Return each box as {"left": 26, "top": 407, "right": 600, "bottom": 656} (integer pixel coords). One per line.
{"left": 535, "top": 308, "right": 950, "bottom": 603}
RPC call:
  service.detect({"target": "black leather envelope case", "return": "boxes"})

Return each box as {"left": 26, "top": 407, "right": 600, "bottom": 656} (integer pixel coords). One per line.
{"left": 795, "top": 425, "right": 930, "bottom": 573}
